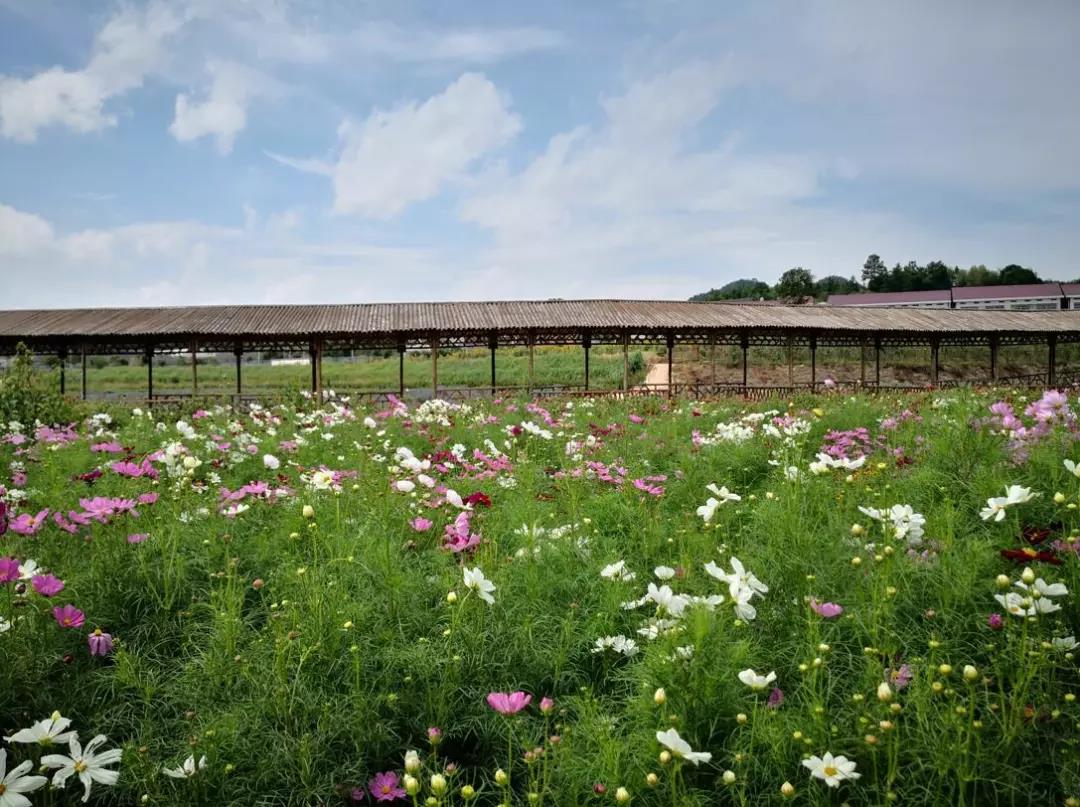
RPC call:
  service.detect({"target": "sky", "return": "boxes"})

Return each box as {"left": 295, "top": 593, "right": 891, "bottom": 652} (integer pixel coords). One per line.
{"left": 1, "top": 0, "right": 1079, "bottom": 309}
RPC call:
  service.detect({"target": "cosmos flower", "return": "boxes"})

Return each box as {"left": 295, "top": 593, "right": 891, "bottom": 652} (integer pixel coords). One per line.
{"left": 810, "top": 598, "right": 843, "bottom": 618}
{"left": 163, "top": 755, "right": 207, "bottom": 779}
{"left": 31, "top": 574, "right": 64, "bottom": 597}
{"left": 486, "top": 691, "right": 532, "bottom": 715}
{"left": 53, "top": 605, "right": 85, "bottom": 629}
{"left": 42, "top": 734, "right": 123, "bottom": 803}
{"left": 4, "top": 712, "right": 77, "bottom": 747}
{"left": 88, "top": 629, "right": 114, "bottom": 657}
{"left": 803, "top": 752, "right": 860, "bottom": 788}
{"left": 655, "top": 728, "right": 712, "bottom": 765}
{"left": 0, "top": 748, "right": 47, "bottom": 806}
{"left": 367, "top": 771, "right": 406, "bottom": 802}
{"left": 738, "top": 669, "right": 777, "bottom": 691}
{"left": 462, "top": 567, "right": 496, "bottom": 605}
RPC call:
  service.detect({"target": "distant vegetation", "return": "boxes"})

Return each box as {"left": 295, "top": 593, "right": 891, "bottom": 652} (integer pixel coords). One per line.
{"left": 690, "top": 256, "right": 1079, "bottom": 303}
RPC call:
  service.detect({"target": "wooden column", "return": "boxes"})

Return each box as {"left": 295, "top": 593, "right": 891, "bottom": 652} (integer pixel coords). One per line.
{"left": 583, "top": 332, "right": 591, "bottom": 391}
{"left": 929, "top": 338, "right": 940, "bottom": 386}
{"left": 58, "top": 348, "right": 66, "bottom": 395}
{"left": 710, "top": 334, "right": 718, "bottom": 384}
{"left": 431, "top": 335, "right": 439, "bottom": 399}
{"left": 740, "top": 333, "right": 749, "bottom": 391}
{"left": 622, "top": 331, "right": 630, "bottom": 391}
{"left": 146, "top": 345, "right": 154, "bottom": 401}
{"left": 1049, "top": 333, "right": 1058, "bottom": 386}
{"left": 191, "top": 340, "right": 199, "bottom": 395}
{"left": 666, "top": 333, "right": 675, "bottom": 397}
{"left": 989, "top": 335, "right": 999, "bottom": 383}
{"left": 527, "top": 332, "right": 535, "bottom": 395}
{"left": 397, "top": 343, "right": 406, "bottom": 397}
{"left": 234, "top": 343, "right": 243, "bottom": 396}
{"left": 786, "top": 334, "right": 795, "bottom": 386}
{"left": 859, "top": 337, "right": 868, "bottom": 386}
{"left": 309, "top": 341, "right": 318, "bottom": 393}
{"left": 489, "top": 335, "right": 497, "bottom": 396}
{"left": 809, "top": 335, "right": 817, "bottom": 389}
{"left": 81, "top": 346, "right": 87, "bottom": 400}
{"left": 874, "top": 335, "right": 882, "bottom": 386}
{"left": 315, "top": 338, "right": 324, "bottom": 399}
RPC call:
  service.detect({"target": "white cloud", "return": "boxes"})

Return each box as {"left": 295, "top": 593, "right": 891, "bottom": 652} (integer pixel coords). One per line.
{"left": 352, "top": 22, "right": 565, "bottom": 64}
{"left": 0, "top": 2, "right": 185, "bottom": 141}
{"left": 169, "top": 62, "right": 268, "bottom": 153}
{"left": 329, "top": 72, "right": 521, "bottom": 218}
{"left": 0, "top": 204, "right": 54, "bottom": 254}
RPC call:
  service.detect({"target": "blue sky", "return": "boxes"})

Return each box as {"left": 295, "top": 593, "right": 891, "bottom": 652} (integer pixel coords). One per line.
{"left": 1, "top": 0, "right": 1078, "bottom": 308}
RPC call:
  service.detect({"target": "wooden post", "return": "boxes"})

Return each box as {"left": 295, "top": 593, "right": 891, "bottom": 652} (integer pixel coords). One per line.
{"left": 398, "top": 343, "right": 406, "bottom": 397}
{"left": 431, "top": 334, "right": 439, "bottom": 398}
{"left": 58, "top": 348, "right": 66, "bottom": 395}
{"left": 809, "top": 335, "right": 817, "bottom": 389}
{"left": 738, "top": 330, "right": 747, "bottom": 388}
{"left": 146, "top": 345, "right": 154, "bottom": 401}
{"left": 787, "top": 334, "right": 795, "bottom": 387}
{"left": 191, "top": 340, "right": 199, "bottom": 395}
{"left": 315, "top": 338, "right": 324, "bottom": 399}
{"left": 81, "top": 345, "right": 87, "bottom": 400}
{"left": 583, "top": 332, "right": 591, "bottom": 391}
{"left": 622, "top": 331, "right": 630, "bottom": 391}
{"left": 1049, "top": 333, "right": 1058, "bottom": 386}
{"left": 710, "top": 334, "right": 717, "bottom": 384}
{"left": 234, "top": 343, "right": 243, "bottom": 397}
{"left": 527, "top": 332, "right": 535, "bottom": 395}
{"left": 874, "top": 335, "right": 882, "bottom": 386}
{"left": 310, "top": 341, "right": 318, "bottom": 394}
{"left": 990, "top": 335, "right": 999, "bottom": 383}
{"left": 666, "top": 333, "right": 675, "bottom": 397}
{"left": 860, "top": 337, "right": 867, "bottom": 386}
{"left": 489, "top": 335, "right": 497, "bottom": 396}
{"left": 930, "top": 338, "right": 940, "bottom": 386}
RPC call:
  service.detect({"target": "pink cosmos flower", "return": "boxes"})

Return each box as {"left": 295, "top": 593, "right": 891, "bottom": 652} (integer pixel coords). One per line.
{"left": 539, "top": 697, "right": 555, "bottom": 715}
{"left": 427, "top": 727, "right": 443, "bottom": 745}
{"left": 32, "top": 573, "right": 65, "bottom": 597}
{"left": 487, "top": 691, "right": 532, "bottom": 715}
{"left": 987, "top": 613, "right": 1004, "bottom": 631}
{"left": 767, "top": 687, "right": 785, "bottom": 709}
{"left": 138, "top": 492, "right": 159, "bottom": 506}
{"left": 0, "top": 556, "right": 20, "bottom": 584}
{"left": 90, "top": 441, "right": 125, "bottom": 453}
{"left": 809, "top": 597, "right": 844, "bottom": 618}
{"left": 888, "top": 663, "right": 913, "bottom": 690}
{"left": 11, "top": 471, "right": 27, "bottom": 487}
{"left": 127, "top": 533, "right": 149, "bottom": 544}
{"left": 53, "top": 604, "right": 85, "bottom": 629}
{"left": 53, "top": 512, "right": 80, "bottom": 534}
{"left": 629, "top": 414, "right": 645, "bottom": 424}
{"left": 410, "top": 517, "right": 433, "bottom": 532}
{"left": 10, "top": 509, "right": 49, "bottom": 536}
{"left": 368, "top": 771, "right": 406, "bottom": 801}
{"left": 632, "top": 479, "right": 664, "bottom": 497}
{"left": 88, "top": 628, "right": 114, "bottom": 656}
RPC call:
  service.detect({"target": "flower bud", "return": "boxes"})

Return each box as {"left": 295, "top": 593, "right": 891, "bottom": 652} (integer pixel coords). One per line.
{"left": 404, "top": 775, "right": 420, "bottom": 795}
{"left": 430, "top": 774, "right": 447, "bottom": 796}
{"left": 646, "top": 773, "right": 658, "bottom": 788}
{"left": 995, "top": 574, "right": 1011, "bottom": 589}
{"left": 1021, "top": 567, "right": 1036, "bottom": 584}
{"left": 653, "top": 688, "right": 666, "bottom": 706}
{"left": 302, "top": 504, "right": 315, "bottom": 519}
{"left": 851, "top": 524, "right": 864, "bottom": 536}
{"left": 781, "top": 781, "right": 795, "bottom": 798}
{"left": 877, "top": 682, "right": 893, "bottom": 703}
{"left": 938, "top": 664, "right": 952, "bottom": 676}
{"left": 722, "top": 770, "right": 736, "bottom": 785}
{"left": 963, "top": 665, "right": 979, "bottom": 681}
{"left": 405, "top": 750, "right": 421, "bottom": 774}
{"left": 736, "top": 713, "right": 747, "bottom": 725}
{"left": 1055, "top": 492, "right": 1067, "bottom": 504}
{"left": 461, "top": 785, "right": 476, "bottom": 800}
{"left": 659, "top": 751, "right": 672, "bottom": 765}
{"left": 615, "top": 786, "right": 631, "bottom": 804}
{"left": 446, "top": 591, "right": 458, "bottom": 604}
{"left": 495, "top": 769, "right": 508, "bottom": 785}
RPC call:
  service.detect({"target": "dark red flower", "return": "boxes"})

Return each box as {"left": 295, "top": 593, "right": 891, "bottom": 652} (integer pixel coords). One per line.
{"left": 463, "top": 491, "right": 492, "bottom": 509}
{"left": 1021, "top": 525, "right": 1054, "bottom": 546}
{"left": 1000, "top": 547, "right": 1061, "bottom": 565}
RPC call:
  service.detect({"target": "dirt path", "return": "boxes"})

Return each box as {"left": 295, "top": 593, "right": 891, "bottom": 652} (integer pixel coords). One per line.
{"left": 641, "top": 360, "right": 669, "bottom": 388}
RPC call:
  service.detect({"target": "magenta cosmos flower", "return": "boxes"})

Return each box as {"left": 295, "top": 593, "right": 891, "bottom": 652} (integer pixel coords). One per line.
{"left": 367, "top": 771, "right": 406, "bottom": 801}
{"left": 31, "top": 574, "right": 65, "bottom": 597}
{"left": 53, "top": 604, "right": 86, "bottom": 629}
{"left": 88, "top": 628, "right": 114, "bottom": 656}
{"left": 809, "top": 597, "right": 843, "bottom": 618}
{"left": 410, "top": 517, "right": 433, "bottom": 532}
{"left": 0, "top": 556, "right": 20, "bottom": 584}
{"left": 127, "top": 533, "right": 149, "bottom": 544}
{"left": 487, "top": 691, "right": 532, "bottom": 715}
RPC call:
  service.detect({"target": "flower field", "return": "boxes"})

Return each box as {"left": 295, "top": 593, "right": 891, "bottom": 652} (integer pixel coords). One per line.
{"left": 2, "top": 389, "right": 1079, "bottom": 806}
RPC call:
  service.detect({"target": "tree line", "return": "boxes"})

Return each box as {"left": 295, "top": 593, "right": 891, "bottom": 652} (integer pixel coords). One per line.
{"left": 690, "top": 256, "right": 1071, "bottom": 304}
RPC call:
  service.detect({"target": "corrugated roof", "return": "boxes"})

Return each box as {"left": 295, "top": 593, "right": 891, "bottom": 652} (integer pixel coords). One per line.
{"left": 828, "top": 290, "right": 951, "bottom": 305}
{"left": 0, "top": 299, "right": 1078, "bottom": 341}
{"left": 952, "top": 283, "right": 1063, "bottom": 300}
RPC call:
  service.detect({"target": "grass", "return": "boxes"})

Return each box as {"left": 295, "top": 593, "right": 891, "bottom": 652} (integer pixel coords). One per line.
{"left": 1, "top": 388, "right": 1079, "bottom": 805}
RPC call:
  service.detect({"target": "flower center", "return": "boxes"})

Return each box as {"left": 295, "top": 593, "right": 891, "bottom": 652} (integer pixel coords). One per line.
{"left": 75, "top": 760, "right": 88, "bottom": 774}
{"left": 381, "top": 785, "right": 392, "bottom": 794}
{"left": 0, "top": 782, "right": 7, "bottom": 795}
{"left": 823, "top": 765, "right": 839, "bottom": 777}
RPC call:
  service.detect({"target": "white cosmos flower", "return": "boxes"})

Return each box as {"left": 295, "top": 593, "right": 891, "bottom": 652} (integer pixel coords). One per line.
{"left": 163, "top": 755, "right": 207, "bottom": 779}
{"left": 600, "top": 561, "right": 636, "bottom": 582}
{"left": 462, "top": 567, "right": 496, "bottom": 605}
{"left": 1053, "top": 636, "right": 1078, "bottom": 651}
{"left": 802, "top": 752, "right": 860, "bottom": 788}
{"left": 994, "top": 592, "right": 1033, "bottom": 617}
{"left": 0, "top": 748, "right": 48, "bottom": 807}
{"left": 416, "top": 474, "right": 435, "bottom": 489}
{"left": 262, "top": 454, "right": 280, "bottom": 470}
{"left": 732, "top": 588, "right": 758, "bottom": 621}
{"left": 645, "top": 583, "right": 689, "bottom": 618}
{"left": 737, "top": 668, "right": 777, "bottom": 691}
{"left": 857, "top": 506, "right": 885, "bottom": 522}
{"left": 444, "top": 489, "right": 470, "bottom": 509}
{"left": 364, "top": 417, "right": 378, "bottom": 429}
{"left": 394, "top": 480, "right": 416, "bottom": 493}
{"left": 705, "top": 484, "right": 741, "bottom": 502}
{"left": 4, "top": 712, "right": 77, "bottom": 747}
{"left": 980, "top": 497, "right": 1009, "bottom": 522}
{"left": 654, "top": 566, "right": 676, "bottom": 580}
{"left": 696, "top": 497, "right": 720, "bottom": 522}
{"left": 1004, "top": 485, "right": 1035, "bottom": 505}
{"left": 655, "top": 728, "right": 712, "bottom": 765}
{"left": 42, "top": 734, "right": 122, "bottom": 803}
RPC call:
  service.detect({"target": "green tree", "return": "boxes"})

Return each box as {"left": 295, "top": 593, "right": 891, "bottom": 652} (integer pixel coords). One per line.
{"left": 998, "top": 264, "right": 1040, "bottom": 285}
{"left": 689, "top": 279, "right": 773, "bottom": 302}
{"left": 862, "top": 254, "right": 888, "bottom": 291}
{"left": 775, "top": 267, "right": 815, "bottom": 303}
{"left": 814, "top": 275, "right": 860, "bottom": 299}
